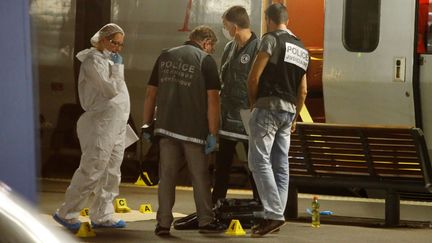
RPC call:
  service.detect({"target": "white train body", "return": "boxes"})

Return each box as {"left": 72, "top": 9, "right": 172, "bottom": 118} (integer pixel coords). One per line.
{"left": 323, "top": 0, "right": 432, "bottom": 155}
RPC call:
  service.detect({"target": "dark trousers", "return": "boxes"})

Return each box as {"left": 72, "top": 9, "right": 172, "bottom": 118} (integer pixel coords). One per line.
{"left": 212, "top": 137, "right": 260, "bottom": 203}
{"left": 157, "top": 137, "right": 214, "bottom": 227}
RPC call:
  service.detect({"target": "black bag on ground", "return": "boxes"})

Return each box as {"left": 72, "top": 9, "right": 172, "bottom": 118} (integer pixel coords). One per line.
{"left": 173, "top": 198, "right": 263, "bottom": 230}
{"left": 138, "top": 123, "right": 159, "bottom": 186}
{"left": 173, "top": 212, "right": 199, "bottom": 230}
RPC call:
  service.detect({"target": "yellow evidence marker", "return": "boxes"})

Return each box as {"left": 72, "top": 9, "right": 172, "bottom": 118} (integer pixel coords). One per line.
{"left": 80, "top": 208, "right": 89, "bottom": 217}
{"left": 75, "top": 222, "right": 96, "bottom": 237}
{"left": 114, "top": 198, "right": 131, "bottom": 213}
{"left": 139, "top": 203, "right": 153, "bottom": 213}
{"left": 134, "top": 175, "right": 146, "bottom": 186}
{"left": 225, "top": 219, "right": 246, "bottom": 236}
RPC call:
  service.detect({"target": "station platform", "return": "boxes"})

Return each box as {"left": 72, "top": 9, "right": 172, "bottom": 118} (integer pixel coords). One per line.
{"left": 38, "top": 178, "right": 432, "bottom": 243}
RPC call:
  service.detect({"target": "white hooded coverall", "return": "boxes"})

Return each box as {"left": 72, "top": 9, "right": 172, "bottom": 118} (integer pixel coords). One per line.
{"left": 57, "top": 48, "right": 130, "bottom": 224}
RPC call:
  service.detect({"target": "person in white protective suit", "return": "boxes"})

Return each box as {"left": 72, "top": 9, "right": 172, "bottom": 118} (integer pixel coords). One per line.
{"left": 53, "top": 23, "right": 130, "bottom": 230}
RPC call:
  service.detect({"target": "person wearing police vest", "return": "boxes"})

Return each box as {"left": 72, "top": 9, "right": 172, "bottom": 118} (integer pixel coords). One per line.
{"left": 247, "top": 3, "right": 309, "bottom": 237}
{"left": 212, "top": 6, "right": 260, "bottom": 204}
{"left": 142, "top": 25, "right": 226, "bottom": 236}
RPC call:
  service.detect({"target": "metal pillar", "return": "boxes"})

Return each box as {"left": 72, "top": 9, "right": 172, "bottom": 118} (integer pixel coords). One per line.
{"left": 0, "top": 0, "right": 37, "bottom": 203}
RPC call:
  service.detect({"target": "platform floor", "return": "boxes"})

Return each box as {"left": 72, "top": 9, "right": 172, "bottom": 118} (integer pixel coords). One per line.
{"left": 38, "top": 178, "right": 432, "bottom": 243}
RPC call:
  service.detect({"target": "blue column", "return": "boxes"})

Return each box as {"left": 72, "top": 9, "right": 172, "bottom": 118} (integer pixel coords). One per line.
{"left": 0, "top": 0, "right": 37, "bottom": 203}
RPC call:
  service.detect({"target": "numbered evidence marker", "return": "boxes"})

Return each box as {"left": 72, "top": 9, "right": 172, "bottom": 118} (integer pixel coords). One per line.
{"left": 139, "top": 203, "right": 153, "bottom": 213}
{"left": 134, "top": 175, "right": 146, "bottom": 186}
{"left": 134, "top": 172, "right": 156, "bottom": 186}
{"left": 80, "top": 208, "right": 89, "bottom": 217}
{"left": 225, "top": 219, "right": 246, "bottom": 236}
{"left": 76, "top": 222, "right": 96, "bottom": 237}
{"left": 114, "top": 198, "right": 131, "bottom": 213}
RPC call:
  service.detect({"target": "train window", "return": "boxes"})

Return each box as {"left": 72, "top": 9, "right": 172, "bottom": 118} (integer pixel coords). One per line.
{"left": 425, "top": 0, "right": 432, "bottom": 53}
{"left": 418, "top": 0, "right": 430, "bottom": 53}
{"left": 343, "top": 0, "right": 380, "bottom": 52}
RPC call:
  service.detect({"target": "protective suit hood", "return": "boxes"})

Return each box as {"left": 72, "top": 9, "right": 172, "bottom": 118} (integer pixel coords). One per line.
{"left": 76, "top": 48, "right": 112, "bottom": 63}
{"left": 90, "top": 23, "right": 124, "bottom": 47}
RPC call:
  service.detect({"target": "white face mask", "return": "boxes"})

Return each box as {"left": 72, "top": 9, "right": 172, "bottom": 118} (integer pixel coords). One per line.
{"left": 222, "top": 28, "right": 233, "bottom": 40}
{"left": 102, "top": 49, "right": 112, "bottom": 58}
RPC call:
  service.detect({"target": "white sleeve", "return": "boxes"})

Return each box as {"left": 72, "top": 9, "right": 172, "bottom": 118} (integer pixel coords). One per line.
{"left": 84, "top": 58, "right": 124, "bottom": 99}
{"left": 111, "top": 63, "right": 125, "bottom": 82}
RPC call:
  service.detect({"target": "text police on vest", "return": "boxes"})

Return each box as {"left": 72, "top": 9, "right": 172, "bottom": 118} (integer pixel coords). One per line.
{"left": 161, "top": 61, "right": 196, "bottom": 74}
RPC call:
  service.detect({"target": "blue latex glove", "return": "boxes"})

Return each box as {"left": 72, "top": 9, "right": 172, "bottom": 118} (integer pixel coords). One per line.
{"left": 141, "top": 124, "right": 152, "bottom": 141}
{"left": 142, "top": 132, "right": 151, "bottom": 141}
{"left": 111, "top": 53, "right": 123, "bottom": 64}
{"left": 306, "top": 208, "right": 334, "bottom": 215}
{"left": 320, "top": 210, "right": 334, "bottom": 215}
{"left": 204, "top": 134, "right": 217, "bottom": 155}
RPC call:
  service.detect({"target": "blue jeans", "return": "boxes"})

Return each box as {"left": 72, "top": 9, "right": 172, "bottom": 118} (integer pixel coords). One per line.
{"left": 248, "top": 108, "right": 294, "bottom": 221}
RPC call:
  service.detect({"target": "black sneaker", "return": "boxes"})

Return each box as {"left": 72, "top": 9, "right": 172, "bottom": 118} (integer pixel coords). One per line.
{"left": 252, "top": 222, "right": 280, "bottom": 234}
{"left": 251, "top": 219, "right": 285, "bottom": 237}
{"left": 272, "top": 228, "right": 280, "bottom": 234}
{"left": 154, "top": 224, "right": 170, "bottom": 236}
{"left": 198, "top": 219, "right": 226, "bottom": 233}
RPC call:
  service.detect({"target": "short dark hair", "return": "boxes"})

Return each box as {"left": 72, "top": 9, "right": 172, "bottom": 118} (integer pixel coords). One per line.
{"left": 265, "top": 3, "right": 288, "bottom": 25}
{"left": 222, "top": 6, "right": 250, "bottom": 29}
{"left": 189, "top": 25, "right": 218, "bottom": 44}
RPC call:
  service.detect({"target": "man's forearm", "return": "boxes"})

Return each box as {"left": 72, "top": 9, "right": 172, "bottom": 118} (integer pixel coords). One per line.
{"left": 294, "top": 75, "right": 308, "bottom": 120}
{"left": 207, "top": 90, "right": 220, "bottom": 135}
{"left": 247, "top": 52, "right": 270, "bottom": 108}
{"left": 143, "top": 85, "right": 158, "bottom": 124}
{"left": 294, "top": 94, "right": 307, "bottom": 120}
{"left": 248, "top": 77, "right": 259, "bottom": 108}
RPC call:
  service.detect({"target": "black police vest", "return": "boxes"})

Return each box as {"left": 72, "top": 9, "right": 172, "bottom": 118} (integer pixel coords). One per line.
{"left": 220, "top": 33, "right": 259, "bottom": 136}
{"left": 257, "top": 30, "right": 309, "bottom": 104}
{"left": 155, "top": 44, "right": 209, "bottom": 144}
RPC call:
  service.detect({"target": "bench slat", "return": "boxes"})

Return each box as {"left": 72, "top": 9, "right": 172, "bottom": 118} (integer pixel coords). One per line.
{"left": 307, "top": 147, "right": 364, "bottom": 154}
{"left": 299, "top": 129, "right": 413, "bottom": 139}
{"left": 288, "top": 123, "right": 431, "bottom": 187}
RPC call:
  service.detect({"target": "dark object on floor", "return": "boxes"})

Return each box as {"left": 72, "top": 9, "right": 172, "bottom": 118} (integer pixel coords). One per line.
{"left": 173, "top": 198, "right": 263, "bottom": 230}
{"left": 198, "top": 219, "right": 226, "bottom": 233}
{"left": 137, "top": 123, "right": 159, "bottom": 186}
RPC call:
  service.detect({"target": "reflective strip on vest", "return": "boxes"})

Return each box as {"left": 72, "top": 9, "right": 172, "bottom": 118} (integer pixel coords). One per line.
{"left": 219, "top": 130, "right": 249, "bottom": 141}
{"left": 155, "top": 128, "right": 205, "bottom": 145}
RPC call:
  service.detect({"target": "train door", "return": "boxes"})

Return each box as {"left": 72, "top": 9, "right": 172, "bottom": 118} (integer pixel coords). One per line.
{"left": 322, "top": 0, "right": 418, "bottom": 126}
{"left": 419, "top": 1, "right": 432, "bottom": 156}
{"left": 420, "top": 54, "right": 432, "bottom": 155}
